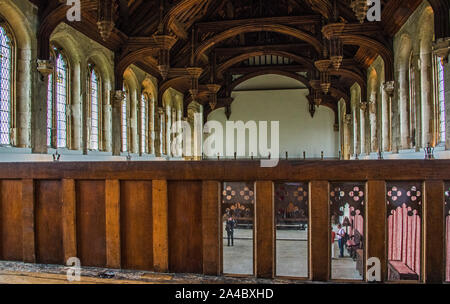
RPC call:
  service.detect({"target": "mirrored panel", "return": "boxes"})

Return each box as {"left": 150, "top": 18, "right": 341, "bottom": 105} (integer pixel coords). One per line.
{"left": 445, "top": 182, "right": 450, "bottom": 282}
{"left": 386, "top": 182, "right": 422, "bottom": 281}
{"left": 330, "top": 183, "right": 365, "bottom": 280}
{"left": 274, "top": 182, "right": 309, "bottom": 278}
{"left": 221, "top": 182, "right": 255, "bottom": 275}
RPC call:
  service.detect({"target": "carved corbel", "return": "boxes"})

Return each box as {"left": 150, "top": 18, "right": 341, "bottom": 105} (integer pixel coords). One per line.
{"left": 433, "top": 37, "right": 450, "bottom": 65}
{"left": 153, "top": 34, "right": 177, "bottom": 80}
{"left": 37, "top": 59, "right": 54, "bottom": 81}
{"left": 383, "top": 81, "right": 395, "bottom": 98}
{"left": 111, "top": 90, "right": 125, "bottom": 108}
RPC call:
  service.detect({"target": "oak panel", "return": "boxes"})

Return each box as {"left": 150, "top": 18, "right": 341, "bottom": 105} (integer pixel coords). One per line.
{"left": 255, "top": 181, "right": 274, "bottom": 278}
{"left": 152, "top": 180, "right": 168, "bottom": 272}
{"left": 35, "top": 180, "right": 63, "bottom": 264}
{"left": 168, "top": 181, "right": 203, "bottom": 274}
{"left": 310, "top": 181, "right": 329, "bottom": 281}
{"left": 201, "top": 181, "right": 220, "bottom": 275}
{"left": 76, "top": 180, "right": 106, "bottom": 267}
{"left": 121, "top": 180, "right": 153, "bottom": 271}
{"left": 424, "top": 180, "right": 444, "bottom": 283}
{"left": 367, "top": 180, "right": 387, "bottom": 282}
{"left": 0, "top": 180, "right": 23, "bottom": 261}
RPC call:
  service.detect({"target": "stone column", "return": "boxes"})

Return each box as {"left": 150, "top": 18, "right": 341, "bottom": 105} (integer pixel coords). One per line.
{"left": 421, "top": 51, "right": 433, "bottom": 146}
{"left": 383, "top": 81, "right": 395, "bottom": 151}
{"left": 353, "top": 105, "right": 359, "bottom": 156}
{"left": 16, "top": 47, "right": 32, "bottom": 148}
{"left": 165, "top": 104, "right": 172, "bottom": 157}
{"left": 369, "top": 92, "right": 378, "bottom": 152}
{"left": 111, "top": 90, "right": 124, "bottom": 156}
{"left": 33, "top": 60, "right": 54, "bottom": 154}
{"left": 154, "top": 107, "right": 164, "bottom": 157}
{"left": 343, "top": 114, "right": 352, "bottom": 159}
{"left": 360, "top": 102, "right": 367, "bottom": 155}
{"left": 148, "top": 98, "right": 155, "bottom": 155}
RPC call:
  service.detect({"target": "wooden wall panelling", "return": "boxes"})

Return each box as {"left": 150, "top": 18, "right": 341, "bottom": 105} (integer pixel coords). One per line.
{"left": 168, "top": 181, "right": 203, "bottom": 274}
{"left": 35, "top": 180, "right": 63, "bottom": 264}
{"left": 0, "top": 180, "right": 23, "bottom": 261}
{"left": 424, "top": 180, "right": 444, "bottom": 283}
{"left": 366, "top": 180, "right": 387, "bottom": 282}
{"left": 76, "top": 180, "right": 106, "bottom": 267}
{"left": 22, "top": 179, "right": 35, "bottom": 263}
{"left": 62, "top": 179, "right": 77, "bottom": 263}
{"left": 255, "top": 181, "right": 274, "bottom": 278}
{"left": 2, "top": 161, "right": 450, "bottom": 181}
{"left": 201, "top": 181, "right": 220, "bottom": 275}
{"left": 121, "top": 180, "right": 153, "bottom": 271}
{"left": 106, "top": 180, "right": 121, "bottom": 269}
{"left": 309, "top": 180, "right": 329, "bottom": 281}
{"left": 152, "top": 180, "right": 168, "bottom": 272}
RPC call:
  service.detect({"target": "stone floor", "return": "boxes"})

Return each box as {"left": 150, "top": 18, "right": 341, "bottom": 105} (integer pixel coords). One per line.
{"left": 223, "top": 228, "right": 362, "bottom": 280}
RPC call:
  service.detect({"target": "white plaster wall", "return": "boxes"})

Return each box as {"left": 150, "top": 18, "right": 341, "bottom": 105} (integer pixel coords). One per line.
{"left": 207, "top": 88, "right": 338, "bottom": 158}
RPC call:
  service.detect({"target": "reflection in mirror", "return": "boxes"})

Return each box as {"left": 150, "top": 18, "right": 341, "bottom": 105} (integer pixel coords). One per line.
{"left": 221, "top": 182, "right": 255, "bottom": 275}
{"left": 386, "top": 182, "right": 422, "bottom": 281}
{"left": 445, "top": 183, "right": 450, "bottom": 282}
{"left": 274, "top": 182, "right": 309, "bottom": 278}
{"left": 330, "top": 183, "right": 365, "bottom": 280}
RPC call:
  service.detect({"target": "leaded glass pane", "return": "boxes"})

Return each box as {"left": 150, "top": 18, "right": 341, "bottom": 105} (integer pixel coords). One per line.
{"left": 438, "top": 61, "right": 446, "bottom": 143}
{"left": 56, "top": 53, "right": 67, "bottom": 148}
{"left": 0, "top": 26, "right": 11, "bottom": 145}
{"left": 122, "top": 85, "right": 128, "bottom": 152}
{"left": 141, "top": 94, "right": 147, "bottom": 153}
{"left": 90, "top": 69, "right": 99, "bottom": 150}
{"left": 47, "top": 74, "right": 53, "bottom": 147}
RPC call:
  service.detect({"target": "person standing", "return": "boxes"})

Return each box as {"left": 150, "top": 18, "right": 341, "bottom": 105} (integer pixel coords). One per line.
{"left": 226, "top": 216, "right": 236, "bottom": 246}
{"left": 336, "top": 224, "right": 346, "bottom": 258}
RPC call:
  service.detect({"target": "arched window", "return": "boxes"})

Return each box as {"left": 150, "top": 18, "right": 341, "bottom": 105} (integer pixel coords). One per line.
{"left": 122, "top": 84, "right": 128, "bottom": 152}
{"left": 437, "top": 60, "right": 446, "bottom": 143}
{"left": 47, "top": 47, "right": 69, "bottom": 148}
{"left": 141, "top": 93, "right": 148, "bottom": 154}
{"left": 0, "top": 25, "right": 12, "bottom": 145}
{"left": 409, "top": 53, "right": 417, "bottom": 147}
{"left": 89, "top": 65, "right": 100, "bottom": 150}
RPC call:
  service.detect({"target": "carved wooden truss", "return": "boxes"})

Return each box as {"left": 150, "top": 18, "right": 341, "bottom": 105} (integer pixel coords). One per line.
{"left": 30, "top": 0, "right": 449, "bottom": 118}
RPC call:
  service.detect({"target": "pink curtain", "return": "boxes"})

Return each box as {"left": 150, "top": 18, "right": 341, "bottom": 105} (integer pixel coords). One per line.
{"left": 446, "top": 216, "right": 450, "bottom": 282}
{"left": 349, "top": 207, "right": 364, "bottom": 237}
{"left": 388, "top": 204, "right": 421, "bottom": 275}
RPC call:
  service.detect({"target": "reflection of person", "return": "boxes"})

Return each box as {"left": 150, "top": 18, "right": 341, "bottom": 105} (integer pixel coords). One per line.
{"left": 336, "top": 224, "right": 345, "bottom": 258}
{"left": 226, "top": 217, "right": 236, "bottom": 247}
{"left": 331, "top": 230, "right": 336, "bottom": 258}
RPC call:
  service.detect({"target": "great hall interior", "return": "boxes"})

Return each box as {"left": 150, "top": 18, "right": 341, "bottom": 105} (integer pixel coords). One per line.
{"left": 0, "top": 0, "right": 449, "bottom": 284}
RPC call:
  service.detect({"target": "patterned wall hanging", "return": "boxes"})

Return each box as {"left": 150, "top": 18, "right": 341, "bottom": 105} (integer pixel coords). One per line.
{"left": 330, "top": 182, "right": 365, "bottom": 225}
{"left": 274, "top": 182, "right": 308, "bottom": 223}
{"left": 386, "top": 182, "right": 422, "bottom": 217}
{"left": 222, "top": 182, "right": 255, "bottom": 220}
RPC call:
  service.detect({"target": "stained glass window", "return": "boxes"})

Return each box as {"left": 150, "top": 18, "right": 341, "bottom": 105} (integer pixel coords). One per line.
{"left": 141, "top": 94, "right": 147, "bottom": 153}
{"left": 438, "top": 60, "right": 446, "bottom": 143}
{"left": 122, "top": 85, "right": 128, "bottom": 152}
{"left": 55, "top": 53, "right": 67, "bottom": 148}
{"left": 0, "top": 26, "right": 12, "bottom": 145}
{"left": 47, "top": 74, "right": 53, "bottom": 147}
{"left": 90, "top": 69, "right": 99, "bottom": 150}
